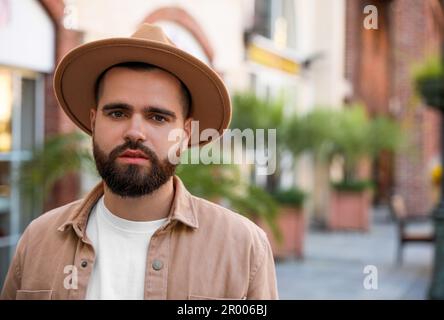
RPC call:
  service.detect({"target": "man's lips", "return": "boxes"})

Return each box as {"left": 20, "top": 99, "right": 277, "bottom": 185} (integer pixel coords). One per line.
{"left": 119, "top": 149, "right": 148, "bottom": 159}
{"left": 117, "top": 150, "right": 150, "bottom": 164}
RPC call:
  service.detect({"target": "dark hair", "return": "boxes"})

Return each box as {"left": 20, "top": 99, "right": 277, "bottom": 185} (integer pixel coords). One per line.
{"left": 94, "top": 62, "right": 191, "bottom": 118}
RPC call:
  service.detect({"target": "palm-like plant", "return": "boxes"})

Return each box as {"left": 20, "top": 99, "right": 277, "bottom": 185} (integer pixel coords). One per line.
{"left": 284, "top": 107, "right": 337, "bottom": 162}
{"left": 176, "top": 158, "right": 280, "bottom": 240}
{"left": 230, "top": 92, "right": 284, "bottom": 134}
{"left": 285, "top": 105, "right": 402, "bottom": 190}
{"left": 231, "top": 91, "right": 286, "bottom": 192}
{"left": 332, "top": 106, "right": 402, "bottom": 187}
{"left": 19, "top": 131, "right": 95, "bottom": 200}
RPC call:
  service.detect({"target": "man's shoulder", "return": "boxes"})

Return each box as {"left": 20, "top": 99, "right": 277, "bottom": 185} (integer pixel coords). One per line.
{"left": 189, "top": 195, "right": 268, "bottom": 245}
{"left": 25, "top": 198, "right": 85, "bottom": 235}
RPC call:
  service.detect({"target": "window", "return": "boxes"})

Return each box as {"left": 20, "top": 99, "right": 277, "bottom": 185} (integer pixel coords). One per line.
{"left": 0, "top": 67, "right": 44, "bottom": 286}
{"left": 254, "top": 0, "right": 273, "bottom": 38}
{"left": 253, "top": 0, "right": 297, "bottom": 49}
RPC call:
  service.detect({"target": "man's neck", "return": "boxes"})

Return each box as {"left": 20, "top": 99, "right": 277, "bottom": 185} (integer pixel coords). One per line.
{"left": 102, "top": 177, "right": 175, "bottom": 221}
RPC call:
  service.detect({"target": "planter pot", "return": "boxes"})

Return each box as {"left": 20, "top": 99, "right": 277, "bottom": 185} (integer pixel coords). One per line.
{"left": 257, "top": 206, "right": 305, "bottom": 259}
{"left": 417, "top": 78, "right": 444, "bottom": 110}
{"left": 328, "top": 190, "right": 371, "bottom": 231}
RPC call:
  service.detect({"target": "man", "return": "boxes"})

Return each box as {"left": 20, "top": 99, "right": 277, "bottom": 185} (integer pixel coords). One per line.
{"left": 1, "top": 24, "right": 278, "bottom": 300}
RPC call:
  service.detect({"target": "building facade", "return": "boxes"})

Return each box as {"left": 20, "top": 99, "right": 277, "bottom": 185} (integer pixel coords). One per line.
{"left": 345, "top": 0, "right": 444, "bottom": 213}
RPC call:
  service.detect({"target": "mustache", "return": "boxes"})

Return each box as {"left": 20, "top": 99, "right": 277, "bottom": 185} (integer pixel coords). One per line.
{"left": 108, "top": 140, "right": 157, "bottom": 162}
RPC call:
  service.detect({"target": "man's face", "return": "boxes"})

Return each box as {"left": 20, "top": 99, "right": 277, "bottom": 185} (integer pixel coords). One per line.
{"left": 90, "top": 67, "right": 191, "bottom": 197}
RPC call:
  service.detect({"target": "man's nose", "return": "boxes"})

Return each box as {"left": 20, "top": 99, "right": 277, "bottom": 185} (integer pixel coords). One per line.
{"left": 124, "top": 115, "right": 146, "bottom": 142}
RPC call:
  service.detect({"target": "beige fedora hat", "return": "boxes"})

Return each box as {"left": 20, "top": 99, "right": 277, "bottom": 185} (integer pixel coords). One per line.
{"left": 53, "top": 23, "right": 231, "bottom": 146}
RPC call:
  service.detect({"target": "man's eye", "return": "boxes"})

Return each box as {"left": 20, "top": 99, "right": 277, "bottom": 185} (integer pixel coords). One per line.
{"left": 152, "top": 114, "right": 167, "bottom": 122}
{"left": 109, "top": 111, "right": 125, "bottom": 118}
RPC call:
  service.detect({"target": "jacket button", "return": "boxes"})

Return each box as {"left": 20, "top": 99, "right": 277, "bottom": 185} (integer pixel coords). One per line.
{"left": 152, "top": 259, "right": 163, "bottom": 271}
{"left": 81, "top": 260, "right": 88, "bottom": 268}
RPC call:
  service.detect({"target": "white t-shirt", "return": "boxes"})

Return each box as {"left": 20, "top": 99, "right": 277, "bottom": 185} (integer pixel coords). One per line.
{"left": 85, "top": 196, "right": 167, "bottom": 300}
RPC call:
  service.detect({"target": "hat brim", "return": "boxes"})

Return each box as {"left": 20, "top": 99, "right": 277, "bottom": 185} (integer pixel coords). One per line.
{"left": 53, "top": 38, "right": 231, "bottom": 147}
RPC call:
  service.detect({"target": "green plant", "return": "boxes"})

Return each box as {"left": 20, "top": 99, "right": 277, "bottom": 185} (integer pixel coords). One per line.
{"left": 285, "top": 105, "right": 402, "bottom": 192}
{"left": 19, "top": 132, "right": 95, "bottom": 199}
{"left": 271, "top": 188, "right": 306, "bottom": 209}
{"left": 175, "top": 158, "right": 237, "bottom": 200}
{"left": 231, "top": 92, "right": 284, "bottom": 132}
{"left": 284, "top": 108, "right": 337, "bottom": 161}
{"left": 412, "top": 55, "right": 444, "bottom": 109}
{"left": 367, "top": 116, "right": 404, "bottom": 156}
{"left": 331, "top": 105, "right": 402, "bottom": 184}
{"left": 176, "top": 155, "right": 281, "bottom": 240}
{"left": 413, "top": 55, "right": 444, "bottom": 82}
{"left": 230, "top": 91, "right": 286, "bottom": 193}
{"left": 331, "top": 180, "right": 374, "bottom": 192}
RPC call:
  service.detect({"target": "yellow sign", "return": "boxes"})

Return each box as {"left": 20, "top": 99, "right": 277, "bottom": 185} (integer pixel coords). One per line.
{"left": 0, "top": 68, "right": 12, "bottom": 152}
{"left": 247, "top": 44, "right": 299, "bottom": 75}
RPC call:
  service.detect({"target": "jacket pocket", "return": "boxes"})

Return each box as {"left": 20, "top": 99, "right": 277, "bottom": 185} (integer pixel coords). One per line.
{"left": 188, "top": 294, "right": 246, "bottom": 300}
{"left": 16, "top": 290, "right": 53, "bottom": 300}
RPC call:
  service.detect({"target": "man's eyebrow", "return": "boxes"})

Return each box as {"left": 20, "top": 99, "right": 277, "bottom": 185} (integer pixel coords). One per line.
{"left": 101, "top": 103, "right": 132, "bottom": 111}
{"left": 101, "top": 103, "right": 177, "bottom": 119}
{"left": 144, "top": 106, "right": 176, "bottom": 119}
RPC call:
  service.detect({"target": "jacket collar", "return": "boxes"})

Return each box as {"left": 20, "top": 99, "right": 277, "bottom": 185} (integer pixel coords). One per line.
{"left": 57, "top": 175, "right": 199, "bottom": 238}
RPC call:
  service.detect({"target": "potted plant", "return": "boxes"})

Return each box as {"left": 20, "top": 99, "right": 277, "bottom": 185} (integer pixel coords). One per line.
{"left": 284, "top": 108, "right": 337, "bottom": 227}
{"left": 285, "top": 105, "right": 402, "bottom": 231}
{"left": 230, "top": 91, "right": 286, "bottom": 192}
{"left": 268, "top": 188, "right": 306, "bottom": 259}
{"left": 328, "top": 106, "right": 402, "bottom": 231}
{"left": 329, "top": 180, "right": 373, "bottom": 231}
{"left": 413, "top": 55, "right": 444, "bottom": 110}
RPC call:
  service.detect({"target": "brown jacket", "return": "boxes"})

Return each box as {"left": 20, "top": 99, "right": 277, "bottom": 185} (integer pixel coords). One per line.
{"left": 1, "top": 176, "right": 278, "bottom": 300}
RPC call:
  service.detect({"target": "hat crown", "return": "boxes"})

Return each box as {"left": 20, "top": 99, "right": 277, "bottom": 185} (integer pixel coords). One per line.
{"left": 131, "top": 23, "right": 176, "bottom": 46}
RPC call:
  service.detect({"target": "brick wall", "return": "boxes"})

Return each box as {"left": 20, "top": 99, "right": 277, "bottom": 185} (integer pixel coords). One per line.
{"left": 344, "top": 0, "right": 361, "bottom": 102}
{"left": 345, "top": 0, "right": 443, "bottom": 214}
{"left": 391, "top": 0, "right": 442, "bottom": 214}
{"left": 39, "top": 0, "right": 84, "bottom": 210}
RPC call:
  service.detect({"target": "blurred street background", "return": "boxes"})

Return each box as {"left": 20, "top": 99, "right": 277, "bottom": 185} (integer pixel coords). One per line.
{"left": 277, "top": 206, "right": 434, "bottom": 299}
{"left": 0, "top": 0, "right": 444, "bottom": 299}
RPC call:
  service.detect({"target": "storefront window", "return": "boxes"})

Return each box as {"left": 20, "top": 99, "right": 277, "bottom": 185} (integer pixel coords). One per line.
{"left": 0, "top": 67, "right": 43, "bottom": 286}
{"left": 0, "top": 68, "right": 12, "bottom": 243}
{"left": 0, "top": 0, "right": 54, "bottom": 290}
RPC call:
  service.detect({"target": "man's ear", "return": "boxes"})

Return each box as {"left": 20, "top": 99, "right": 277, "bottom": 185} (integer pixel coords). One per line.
{"left": 182, "top": 117, "right": 193, "bottom": 148}
{"left": 90, "top": 108, "right": 97, "bottom": 133}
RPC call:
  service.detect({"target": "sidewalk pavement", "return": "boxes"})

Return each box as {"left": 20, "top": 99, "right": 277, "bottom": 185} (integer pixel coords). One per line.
{"left": 275, "top": 206, "right": 434, "bottom": 299}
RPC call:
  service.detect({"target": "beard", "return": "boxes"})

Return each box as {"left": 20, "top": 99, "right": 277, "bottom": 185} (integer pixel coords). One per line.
{"left": 92, "top": 138, "right": 177, "bottom": 198}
